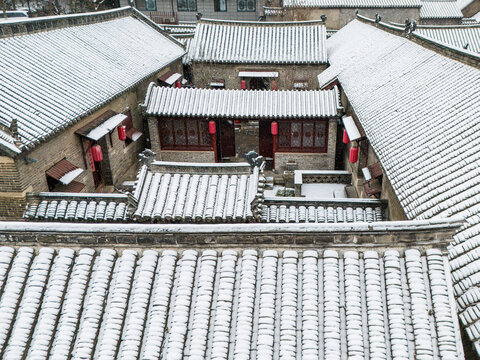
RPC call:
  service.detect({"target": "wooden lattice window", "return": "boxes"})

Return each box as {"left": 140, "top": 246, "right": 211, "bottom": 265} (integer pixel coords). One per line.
{"left": 159, "top": 119, "right": 212, "bottom": 150}
{"left": 277, "top": 120, "right": 328, "bottom": 153}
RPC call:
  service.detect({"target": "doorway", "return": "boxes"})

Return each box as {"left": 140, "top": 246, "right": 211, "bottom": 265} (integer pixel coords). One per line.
{"left": 217, "top": 120, "right": 236, "bottom": 160}
{"left": 249, "top": 77, "right": 268, "bottom": 90}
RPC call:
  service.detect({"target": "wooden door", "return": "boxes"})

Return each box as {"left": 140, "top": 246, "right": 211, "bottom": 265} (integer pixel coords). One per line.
{"left": 218, "top": 120, "right": 236, "bottom": 159}
{"left": 259, "top": 121, "right": 273, "bottom": 158}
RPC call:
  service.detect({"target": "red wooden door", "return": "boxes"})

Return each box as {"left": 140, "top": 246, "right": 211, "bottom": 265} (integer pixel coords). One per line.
{"left": 218, "top": 120, "right": 236, "bottom": 159}
{"left": 259, "top": 121, "right": 273, "bottom": 158}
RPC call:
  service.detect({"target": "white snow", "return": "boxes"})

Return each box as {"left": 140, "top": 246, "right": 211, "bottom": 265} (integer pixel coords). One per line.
{"left": 84, "top": 114, "right": 127, "bottom": 141}
{"left": 301, "top": 183, "right": 346, "bottom": 198}
{"left": 59, "top": 168, "right": 83, "bottom": 185}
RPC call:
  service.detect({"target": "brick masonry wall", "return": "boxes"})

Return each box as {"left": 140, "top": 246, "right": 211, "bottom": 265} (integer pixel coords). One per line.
{"left": 272, "top": 8, "right": 420, "bottom": 30}
{"left": 0, "top": 61, "right": 183, "bottom": 220}
{"left": 192, "top": 63, "right": 328, "bottom": 90}
{"left": 274, "top": 119, "right": 337, "bottom": 171}
{"left": 0, "top": 225, "right": 456, "bottom": 249}
{"left": 235, "top": 120, "right": 259, "bottom": 158}
{"left": 143, "top": 0, "right": 264, "bottom": 22}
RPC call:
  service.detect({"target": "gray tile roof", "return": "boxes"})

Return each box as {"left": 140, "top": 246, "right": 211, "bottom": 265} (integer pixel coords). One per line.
{"left": 132, "top": 163, "right": 264, "bottom": 222}
{"left": 23, "top": 193, "right": 132, "bottom": 222}
{"left": 282, "top": 0, "right": 421, "bottom": 7}
{"left": 143, "top": 84, "right": 341, "bottom": 119}
{"left": 0, "top": 246, "right": 464, "bottom": 359}
{"left": 420, "top": 1, "right": 463, "bottom": 19}
{"left": 189, "top": 19, "right": 327, "bottom": 64}
{"left": 261, "top": 198, "right": 387, "bottom": 223}
{"left": 325, "top": 19, "right": 480, "bottom": 353}
{"left": 415, "top": 24, "right": 480, "bottom": 52}
{"left": 0, "top": 7, "right": 184, "bottom": 153}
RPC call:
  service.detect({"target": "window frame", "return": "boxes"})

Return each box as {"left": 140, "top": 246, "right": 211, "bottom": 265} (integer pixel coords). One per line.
{"left": 158, "top": 118, "right": 213, "bottom": 151}
{"left": 177, "top": 0, "right": 197, "bottom": 12}
{"left": 214, "top": 0, "right": 227, "bottom": 11}
{"left": 237, "top": 0, "right": 256, "bottom": 12}
{"left": 277, "top": 119, "right": 328, "bottom": 153}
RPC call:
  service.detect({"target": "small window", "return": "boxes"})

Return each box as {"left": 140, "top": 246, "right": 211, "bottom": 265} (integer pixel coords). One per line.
{"left": 159, "top": 119, "right": 212, "bottom": 150}
{"left": 210, "top": 80, "right": 225, "bottom": 89}
{"left": 135, "top": 0, "right": 157, "bottom": 11}
{"left": 237, "top": 0, "right": 255, "bottom": 11}
{"left": 277, "top": 120, "right": 328, "bottom": 153}
{"left": 178, "top": 0, "right": 197, "bottom": 11}
{"left": 214, "top": 0, "right": 227, "bottom": 11}
{"left": 293, "top": 81, "right": 309, "bottom": 89}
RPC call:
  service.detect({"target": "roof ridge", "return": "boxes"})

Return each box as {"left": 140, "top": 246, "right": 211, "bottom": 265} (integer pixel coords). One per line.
{"left": 0, "top": 6, "right": 133, "bottom": 38}
{"left": 198, "top": 18, "right": 326, "bottom": 25}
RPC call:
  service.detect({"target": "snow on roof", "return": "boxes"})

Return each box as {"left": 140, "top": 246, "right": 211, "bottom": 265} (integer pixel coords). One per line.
{"left": 0, "top": 246, "right": 464, "bottom": 359}
{"left": 327, "top": 18, "right": 480, "bottom": 352}
{"left": 189, "top": 18, "right": 327, "bottom": 64}
{"left": 143, "top": 84, "right": 341, "bottom": 119}
{"left": 0, "top": 7, "right": 185, "bottom": 153}
{"left": 420, "top": 1, "right": 464, "bottom": 18}
{"left": 282, "top": 0, "right": 421, "bottom": 7}
{"left": 415, "top": 24, "right": 480, "bottom": 52}
{"left": 261, "top": 197, "right": 387, "bottom": 223}
{"left": 23, "top": 192, "right": 132, "bottom": 222}
{"left": 132, "top": 164, "right": 264, "bottom": 222}
{"left": 456, "top": 0, "right": 475, "bottom": 10}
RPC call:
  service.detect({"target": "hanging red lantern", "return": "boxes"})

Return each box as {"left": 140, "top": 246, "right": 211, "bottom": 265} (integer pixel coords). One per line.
{"left": 209, "top": 120, "right": 216, "bottom": 135}
{"left": 349, "top": 146, "right": 358, "bottom": 163}
{"left": 271, "top": 121, "right": 278, "bottom": 136}
{"left": 343, "top": 129, "right": 350, "bottom": 144}
{"left": 240, "top": 80, "right": 246, "bottom": 90}
{"left": 91, "top": 145, "right": 103, "bottom": 162}
{"left": 271, "top": 81, "right": 277, "bottom": 90}
{"left": 117, "top": 125, "right": 127, "bottom": 141}
{"left": 175, "top": 80, "right": 181, "bottom": 88}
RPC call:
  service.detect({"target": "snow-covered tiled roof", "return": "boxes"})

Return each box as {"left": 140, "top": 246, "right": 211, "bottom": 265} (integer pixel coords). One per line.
{"left": 143, "top": 84, "right": 341, "bottom": 119}
{"left": 261, "top": 198, "right": 387, "bottom": 223}
{"left": 282, "top": 0, "right": 421, "bottom": 7}
{"left": 132, "top": 163, "right": 264, "bottom": 222}
{"left": 420, "top": 1, "right": 463, "bottom": 18}
{"left": 0, "top": 7, "right": 185, "bottom": 153}
{"left": 414, "top": 24, "right": 480, "bottom": 52}
{"left": 325, "top": 18, "right": 480, "bottom": 353}
{"left": 23, "top": 193, "right": 132, "bottom": 221}
{"left": 0, "top": 246, "right": 464, "bottom": 359}
{"left": 189, "top": 19, "right": 327, "bottom": 64}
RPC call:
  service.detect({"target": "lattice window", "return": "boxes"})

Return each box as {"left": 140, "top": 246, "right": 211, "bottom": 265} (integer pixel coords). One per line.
{"left": 277, "top": 120, "right": 328, "bottom": 153}
{"left": 159, "top": 119, "right": 212, "bottom": 150}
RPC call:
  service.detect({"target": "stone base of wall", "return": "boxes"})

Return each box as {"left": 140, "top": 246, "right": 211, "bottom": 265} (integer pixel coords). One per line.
{"left": 158, "top": 150, "right": 215, "bottom": 163}
{"left": 275, "top": 152, "right": 334, "bottom": 171}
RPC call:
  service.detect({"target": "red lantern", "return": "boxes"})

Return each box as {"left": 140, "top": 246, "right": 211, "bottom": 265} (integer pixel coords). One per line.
{"left": 175, "top": 80, "right": 181, "bottom": 88}
{"left": 349, "top": 146, "right": 358, "bottom": 163}
{"left": 271, "top": 81, "right": 277, "bottom": 90}
{"left": 91, "top": 145, "right": 103, "bottom": 162}
{"left": 209, "top": 120, "right": 216, "bottom": 135}
{"left": 240, "top": 80, "right": 246, "bottom": 90}
{"left": 343, "top": 129, "right": 349, "bottom": 144}
{"left": 118, "top": 125, "right": 127, "bottom": 141}
{"left": 271, "top": 121, "right": 278, "bottom": 136}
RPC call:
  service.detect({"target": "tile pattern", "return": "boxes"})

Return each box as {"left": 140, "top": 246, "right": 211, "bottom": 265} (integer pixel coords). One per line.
{"left": 326, "top": 19, "right": 480, "bottom": 354}
{"left": 0, "top": 11, "right": 184, "bottom": 151}
{"left": 0, "top": 247, "right": 464, "bottom": 359}
{"left": 420, "top": 1, "right": 463, "bottom": 19}
{"left": 415, "top": 24, "right": 480, "bottom": 53}
{"left": 189, "top": 19, "right": 327, "bottom": 64}
{"left": 133, "top": 165, "right": 264, "bottom": 222}
{"left": 143, "top": 84, "right": 341, "bottom": 119}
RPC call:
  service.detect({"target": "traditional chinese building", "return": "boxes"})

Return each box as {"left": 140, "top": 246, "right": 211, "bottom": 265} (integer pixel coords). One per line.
{"left": 142, "top": 85, "right": 341, "bottom": 169}
{"left": 0, "top": 7, "right": 185, "bottom": 219}
{"left": 187, "top": 18, "right": 328, "bottom": 90}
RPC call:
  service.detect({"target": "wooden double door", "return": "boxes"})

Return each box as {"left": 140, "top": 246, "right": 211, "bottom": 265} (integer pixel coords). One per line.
{"left": 217, "top": 120, "right": 236, "bottom": 160}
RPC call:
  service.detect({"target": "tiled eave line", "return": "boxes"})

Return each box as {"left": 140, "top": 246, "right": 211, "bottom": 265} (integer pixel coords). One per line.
{"left": 356, "top": 14, "right": 480, "bottom": 69}
{"left": 283, "top": 3, "right": 421, "bottom": 7}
